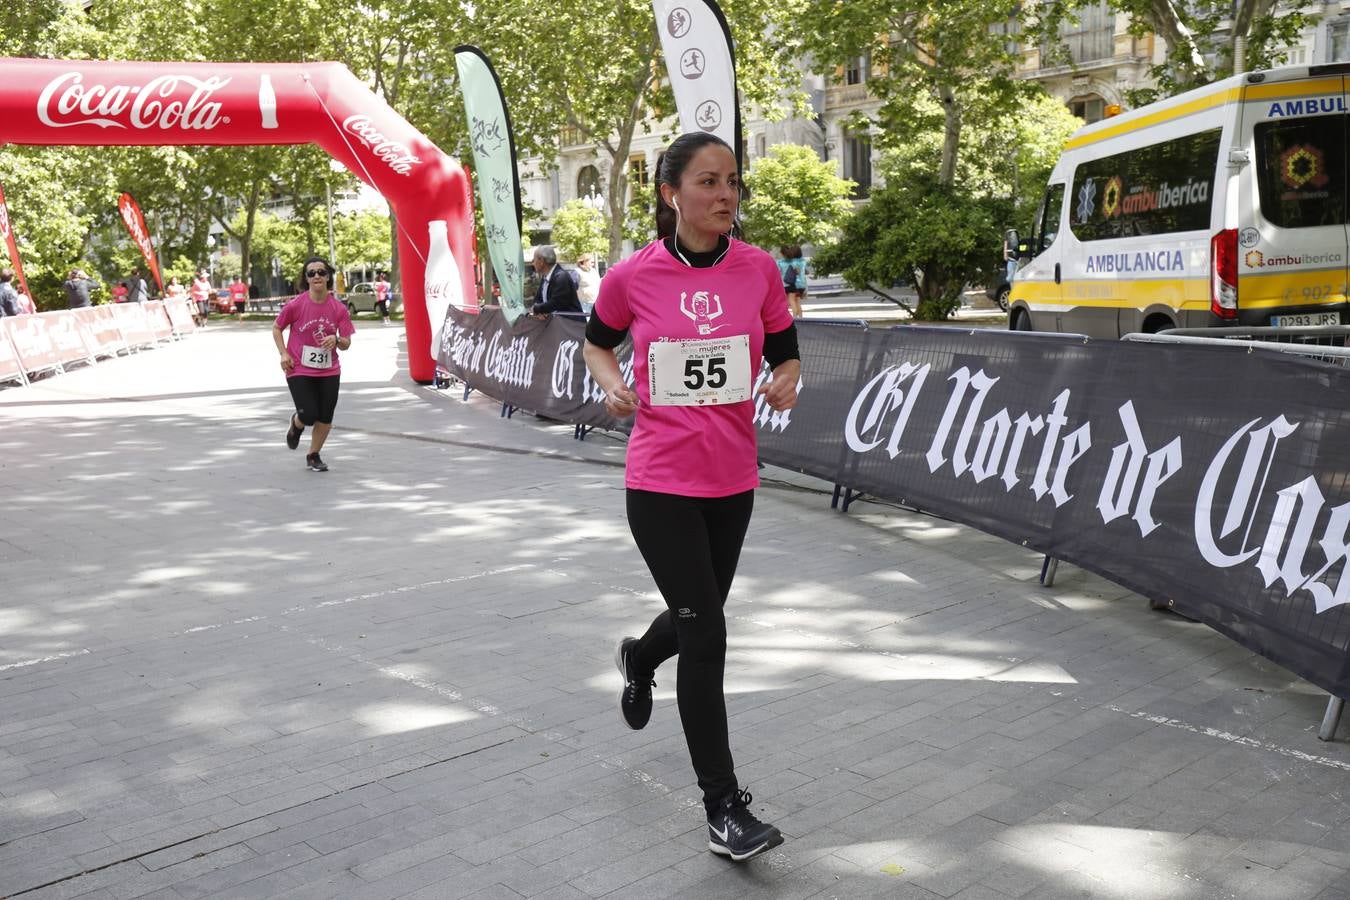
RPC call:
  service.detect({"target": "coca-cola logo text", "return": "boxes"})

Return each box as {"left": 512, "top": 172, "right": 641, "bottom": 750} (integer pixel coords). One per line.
{"left": 38, "top": 73, "right": 231, "bottom": 131}
{"left": 342, "top": 115, "right": 422, "bottom": 175}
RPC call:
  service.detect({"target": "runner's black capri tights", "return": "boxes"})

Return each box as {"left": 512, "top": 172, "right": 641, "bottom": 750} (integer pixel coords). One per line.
{"left": 287, "top": 374, "right": 340, "bottom": 425}
{"left": 627, "top": 487, "right": 754, "bottom": 814}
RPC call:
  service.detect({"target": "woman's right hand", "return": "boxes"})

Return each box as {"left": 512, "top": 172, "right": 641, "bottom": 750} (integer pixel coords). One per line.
{"left": 280, "top": 351, "right": 295, "bottom": 373}
{"left": 605, "top": 384, "right": 638, "bottom": 418}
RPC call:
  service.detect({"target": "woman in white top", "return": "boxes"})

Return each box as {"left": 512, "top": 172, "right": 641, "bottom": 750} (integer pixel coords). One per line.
{"left": 575, "top": 253, "right": 601, "bottom": 311}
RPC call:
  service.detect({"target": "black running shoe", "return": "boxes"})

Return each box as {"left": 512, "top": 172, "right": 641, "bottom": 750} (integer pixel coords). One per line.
{"left": 286, "top": 416, "right": 302, "bottom": 450}
{"left": 614, "top": 637, "right": 654, "bottom": 730}
{"left": 707, "top": 789, "right": 783, "bottom": 862}
{"left": 306, "top": 453, "right": 328, "bottom": 472}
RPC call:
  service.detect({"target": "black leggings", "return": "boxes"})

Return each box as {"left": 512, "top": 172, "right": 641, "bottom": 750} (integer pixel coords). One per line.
{"left": 626, "top": 488, "right": 754, "bottom": 815}
{"left": 287, "top": 374, "right": 340, "bottom": 425}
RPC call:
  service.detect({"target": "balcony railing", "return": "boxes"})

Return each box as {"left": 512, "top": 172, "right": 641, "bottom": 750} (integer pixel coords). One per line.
{"left": 1042, "top": 27, "right": 1116, "bottom": 67}
{"left": 826, "top": 83, "right": 873, "bottom": 108}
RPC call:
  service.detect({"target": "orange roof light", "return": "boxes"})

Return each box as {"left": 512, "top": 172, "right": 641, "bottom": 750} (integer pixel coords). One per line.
{"left": 1105, "top": 104, "right": 1122, "bottom": 118}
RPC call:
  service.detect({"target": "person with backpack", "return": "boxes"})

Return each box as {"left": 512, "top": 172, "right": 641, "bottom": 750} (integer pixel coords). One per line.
{"left": 777, "top": 245, "right": 807, "bottom": 318}
{"left": 0, "top": 269, "right": 20, "bottom": 317}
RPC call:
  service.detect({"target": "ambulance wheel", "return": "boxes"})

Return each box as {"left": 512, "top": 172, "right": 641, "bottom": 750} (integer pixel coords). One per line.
{"left": 996, "top": 286, "right": 1010, "bottom": 312}
{"left": 1010, "top": 309, "right": 1031, "bottom": 331}
{"left": 1142, "top": 314, "right": 1175, "bottom": 334}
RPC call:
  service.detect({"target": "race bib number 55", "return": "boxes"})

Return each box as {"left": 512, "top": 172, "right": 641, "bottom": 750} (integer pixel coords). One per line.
{"left": 648, "top": 335, "right": 751, "bottom": 406}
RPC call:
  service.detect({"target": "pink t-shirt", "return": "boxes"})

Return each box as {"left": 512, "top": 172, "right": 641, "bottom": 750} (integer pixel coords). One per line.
{"left": 593, "top": 238, "right": 793, "bottom": 498}
{"left": 375, "top": 280, "right": 391, "bottom": 302}
{"left": 275, "top": 292, "right": 355, "bottom": 378}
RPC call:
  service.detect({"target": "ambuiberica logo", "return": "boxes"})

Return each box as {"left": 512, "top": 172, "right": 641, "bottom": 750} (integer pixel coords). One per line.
{"left": 1077, "top": 174, "right": 1209, "bottom": 222}
{"left": 1244, "top": 249, "right": 1343, "bottom": 269}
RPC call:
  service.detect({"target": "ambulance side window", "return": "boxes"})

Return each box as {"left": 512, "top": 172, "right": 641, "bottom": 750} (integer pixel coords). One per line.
{"left": 1254, "top": 117, "right": 1346, "bottom": 229}
{"left": 1069, "top": 130, "right": 1219, "bottom": 240}
{"left": 1036, "top": 184, "right": 1065, "bottom": 255}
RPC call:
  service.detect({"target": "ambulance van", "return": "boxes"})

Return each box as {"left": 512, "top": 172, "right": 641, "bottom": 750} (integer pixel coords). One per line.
{"left": 1009, "top": 64, "right": 1348, "bottom": 336}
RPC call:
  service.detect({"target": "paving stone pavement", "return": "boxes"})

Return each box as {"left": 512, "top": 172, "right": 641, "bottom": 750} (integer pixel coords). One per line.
{"left": 2, "top": 321, "right": 1349, "bottom": 900}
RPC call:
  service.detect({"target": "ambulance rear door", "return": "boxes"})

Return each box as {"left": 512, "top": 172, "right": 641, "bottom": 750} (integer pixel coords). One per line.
{"left": 1238, "top": 70, "right": 1349, "bottom": 326}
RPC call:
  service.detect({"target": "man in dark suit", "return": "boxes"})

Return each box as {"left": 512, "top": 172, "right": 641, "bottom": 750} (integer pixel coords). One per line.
{"left": 529, "top": 245, "right": 581, "bottom": 316}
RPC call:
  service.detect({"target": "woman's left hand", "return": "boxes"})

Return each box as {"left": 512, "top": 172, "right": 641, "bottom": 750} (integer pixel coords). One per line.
{"left": 757, "top": 360, "right": 800, "bottom": 411}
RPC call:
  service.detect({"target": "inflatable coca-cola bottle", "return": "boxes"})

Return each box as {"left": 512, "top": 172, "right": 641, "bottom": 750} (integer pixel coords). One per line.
{"left": 423, "top": 219, "right": 463, "bottom": 361}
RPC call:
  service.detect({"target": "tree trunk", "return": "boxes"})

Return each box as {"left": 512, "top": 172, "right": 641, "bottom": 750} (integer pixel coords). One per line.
{"left": 938, "top": 84, "right": 962, "bottom": 187}
{"left": 238, "top": 180, "right": 261, "bottom": 285}
{"left": 1148, "top": 0, "right": 1211, "bottom": 82}
{"left": 604, "top": 94, "right": 645, "bottom": 263}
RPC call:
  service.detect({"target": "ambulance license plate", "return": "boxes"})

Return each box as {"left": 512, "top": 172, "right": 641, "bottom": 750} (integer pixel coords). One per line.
{"left": 1270, "top": 312, "right": 1341, "bottom": 327}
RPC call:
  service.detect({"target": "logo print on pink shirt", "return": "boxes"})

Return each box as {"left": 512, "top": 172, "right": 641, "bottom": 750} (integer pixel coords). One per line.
{"left": 679, "top": 290, "right": 725, "bottom": 335}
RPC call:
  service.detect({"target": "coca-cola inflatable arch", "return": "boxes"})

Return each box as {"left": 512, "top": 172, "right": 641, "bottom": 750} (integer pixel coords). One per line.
{"left": 0, "top": 58, "right": 474, "bottom": 383}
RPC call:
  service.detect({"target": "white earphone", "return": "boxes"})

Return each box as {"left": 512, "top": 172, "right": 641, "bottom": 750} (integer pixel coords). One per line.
{"left": 671, "top": 197, "right": 681, "bottom": 212}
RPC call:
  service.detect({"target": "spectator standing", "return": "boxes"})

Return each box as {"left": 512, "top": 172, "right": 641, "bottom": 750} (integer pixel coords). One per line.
{"left": 575, "top": 253, "right": 601, "bottom": 313}
{"left": 62, "top": 269, "right": 97, "bottom": 309}
{"left": 374, "top": 272, "right": 392, "bottom": 325}
{"left": 777, "top": 245, "right": 807, "bottom": 319}
{"left": 126, "top": 269, "right": 149, "bottom": 304}
{"left": 529, "top": 246, "right": 581, "bottom": 316}
{"left": 0, "top": 269, "right": 20, "bottom": 317}
{"left": 190, "top": 270, "right": 213, "bottom": 326}
{"left": 165, "top": 276, "right": 186, "bottom": 300}
{"left": 111, "top": 281, "right": 130, "bottom": 303}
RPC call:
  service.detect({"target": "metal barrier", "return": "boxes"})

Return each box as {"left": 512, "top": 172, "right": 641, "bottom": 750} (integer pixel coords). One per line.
{"left": 1124, "top": 326, "right": 1350, "bottom": 740}
{"left": 1145, "top": 325, "right": 1350, "bottom": 366}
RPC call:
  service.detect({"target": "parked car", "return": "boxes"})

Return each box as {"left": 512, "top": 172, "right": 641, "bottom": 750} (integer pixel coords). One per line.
{"left": 985, "top": 268, "right": 1011, "bottom": 312}
{"left": 342, "top": 282, "right": 399, "bottom": 314}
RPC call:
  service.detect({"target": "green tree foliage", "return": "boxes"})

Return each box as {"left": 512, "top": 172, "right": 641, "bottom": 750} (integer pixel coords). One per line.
{"left": 332, "top": 209, "right": 395, "bottom": 272}
{"left": 814, "top": 165, "right": 1010, "bottom": 321}
{"left": 798, "top": 0, "right": 1047, "bottom": 317}
{"left": 814, "top": 89, "right": 1076, "bottom": 321}
{"left": 550, "top": 200, "right": 608, "bottom": 262}
{"left": 215, "top": 250, "right": 243, "bottom": 281}
{"left": 741, "top": 144, "right": 855, "bottom": 250}
{"left": 161, "top": 255, "right": 199, "bottom": 288}
{"left": 249, "top": 213, "right": 306, "bottom": 285}
{"left": 0, "top": 147, "right": 114, "bottom": 309}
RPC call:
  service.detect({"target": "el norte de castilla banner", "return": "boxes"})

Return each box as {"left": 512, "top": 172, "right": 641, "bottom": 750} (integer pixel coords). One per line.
{"left": 439, "top": 307, "right": 1350, "bottom": 699}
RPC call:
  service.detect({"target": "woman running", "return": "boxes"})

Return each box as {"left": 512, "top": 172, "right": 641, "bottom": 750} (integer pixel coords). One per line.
{"left": 582, "top": 132, "right": 801, "bottom": 863}
{"left": 273, "top": 257, "right": 354, "bottom": 472}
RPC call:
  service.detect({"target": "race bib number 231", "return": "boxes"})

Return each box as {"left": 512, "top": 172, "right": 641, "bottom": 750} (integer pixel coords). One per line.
{"left": 648, "top": 335, "right": 751, "bottom": 406}
{"left": 302, "top": 345, "right": 333, "bottom": 369}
